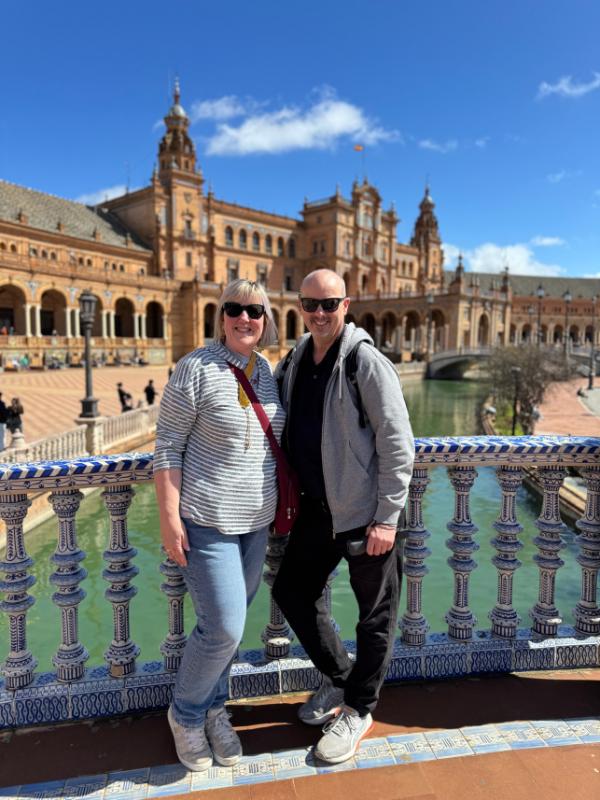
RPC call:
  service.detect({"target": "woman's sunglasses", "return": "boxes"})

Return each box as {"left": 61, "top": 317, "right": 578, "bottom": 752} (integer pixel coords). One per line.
{"left": 223, "top": 302, "right": 265, "bottom": 320}
{"left": 299, "top": 297, "right": 346, "bottom": 313}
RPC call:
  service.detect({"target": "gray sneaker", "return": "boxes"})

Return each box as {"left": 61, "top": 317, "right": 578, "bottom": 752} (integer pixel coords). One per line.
{"left": 298, "top": 676, "right": 345, "bottom": 726}
{"left": 167, "top": 707, "right": 213, "bottom": 772}
{"left": 314, "top": 706, "right": 374, "bottom": 763}
{"left": 205, "top": 706, "right": 243, "bottom": 766}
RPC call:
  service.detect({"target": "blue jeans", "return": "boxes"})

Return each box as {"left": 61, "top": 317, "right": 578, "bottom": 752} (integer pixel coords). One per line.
{"left": 171, "top": 520, "right": 268, "bottom": 727}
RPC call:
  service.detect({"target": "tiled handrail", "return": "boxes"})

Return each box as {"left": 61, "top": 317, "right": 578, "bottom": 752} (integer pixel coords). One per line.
{"left": 0, "top": 435, "right": 599, "bottom": 729}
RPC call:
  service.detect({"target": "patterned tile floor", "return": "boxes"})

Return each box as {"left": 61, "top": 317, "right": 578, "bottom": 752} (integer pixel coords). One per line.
{"left": 3, "top": 717, "right": 599, "bottom": 798}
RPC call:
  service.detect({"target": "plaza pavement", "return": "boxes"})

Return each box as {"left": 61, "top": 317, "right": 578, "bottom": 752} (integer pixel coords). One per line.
{"left": 0, "top": 367, "right": 598, "bottom": 450}
{"left": 0, "top": 365, "right": 170, "bottom": 445}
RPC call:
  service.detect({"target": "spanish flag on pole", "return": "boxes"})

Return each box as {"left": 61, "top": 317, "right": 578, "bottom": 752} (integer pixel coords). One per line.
{"left": 354, "top": 144, "right": 364, "bottom": 151}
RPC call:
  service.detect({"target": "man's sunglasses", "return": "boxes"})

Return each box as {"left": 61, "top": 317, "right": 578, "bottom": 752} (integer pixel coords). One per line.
{"left": 299, "top": 297, "right": 346, "bottom": 313}
{"left": 223, "top": 302, "right": 265, "bottom": 320}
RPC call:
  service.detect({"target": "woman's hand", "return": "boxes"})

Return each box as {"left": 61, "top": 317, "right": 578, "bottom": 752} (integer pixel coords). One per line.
{"left": 161, "top": 516, "right": 190, "bottom": 567}
{"left": 154, "top": 468, "right": 188, "bottom": 566}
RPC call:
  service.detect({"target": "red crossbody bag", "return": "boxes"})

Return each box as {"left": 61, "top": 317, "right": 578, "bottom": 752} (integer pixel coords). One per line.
{"left": 229, "top": 365, "right": 300, "bottom": 536}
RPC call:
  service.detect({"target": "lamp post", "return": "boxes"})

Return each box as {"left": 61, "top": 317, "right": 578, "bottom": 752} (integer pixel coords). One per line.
{"left": 588, "top": 294, "right": 597, "bottom": 391}
{"left": 510, "top": 365, "right": 521, "bottom": 435}
{"left": 79, "top": 290, "right": 99, "bottom": 418}
{"left": 426, "top": 292, "right": 434, "bottom": 356}
{"left": 536, "top": 284, "right": 545, "bottom": 347}
{"left": 527, "top": 304, "right": 535, "bottom": 345}
{"left": 563, "top": 289, "right": 572, "bottom": 363}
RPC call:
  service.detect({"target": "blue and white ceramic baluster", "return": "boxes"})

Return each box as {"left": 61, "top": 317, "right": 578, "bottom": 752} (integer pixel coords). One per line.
{"left": 489, "top": 466, "right": 524, "bottom": 637}
{"left": 530, "top": 467, "right": 566, "bottom": 637}
{"left": 261, "top": 533, "right": 292, "bottom": 660}
{"left": 102, "top": 485, "right": 140, "bottom": 676}
{"left": 400, "top": 467, "right": 432, "bottom": 646}
{"left": 0, "top": 493, "right": 36, "bottom": 689}
{"left": 573, "top": 467, "right": 600, "bottom": 636}
{"left": 48, "top": 489, "right": 89, "bottom": 681}
{"left": 445, "top": 466, "right": 479, "bottom": 640}
{"left": 159, "top": 550, "right": 187, "bottom": 671}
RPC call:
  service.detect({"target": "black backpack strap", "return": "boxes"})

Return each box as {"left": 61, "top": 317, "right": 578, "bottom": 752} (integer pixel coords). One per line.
{"left": 277, "top": 346, "right": 295, "bottom": 393}
{"left": 345, "top": 340, "right": 369, "bottom": 428}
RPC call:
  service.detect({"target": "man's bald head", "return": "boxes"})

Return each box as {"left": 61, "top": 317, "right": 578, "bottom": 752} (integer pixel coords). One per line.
{"left": 301, "top": 269, "right": 346, "bottom": 297}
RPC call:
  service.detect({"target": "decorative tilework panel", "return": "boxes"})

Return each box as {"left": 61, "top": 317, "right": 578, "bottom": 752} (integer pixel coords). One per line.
{"left": 529, "top": 720, "right": 582, "bottom": 746}
{"left": 146, "top": 765, "right": 191, "bottom": 798}
{"left": 461, "top": 725, "right": 511, "bottom": 754}
{"left": 18, "top": 780, "right": 65, "bottom": 799}
{"left": 387, "top": 733, "right": 435, "bottom": 764}
{"left": 14, "top": 685, "right": 69, "bottom": 727}
{"left": 354, "top": 737, "right": 395, "bottom": 769}
{"left": 496, "top": 721, "right": 548, "bottom": 750}
{"left": 232, "top": 753, "right": 274, "bottom": 785}
{"left": 424, "top": 730, "right": 474, "bottom": 759}
{"left": 105, "top": 768, "right": 150, "bottom": 800}
{"left": 567, "top": 717, "right": 600, "bottom": 743}
{"left": 62, "top": 774, "right": 107, "bottom": 800}
{"left": 272, "top": 748, "right": 318, "bottom": 780}
{"left": 555, "top": 643, "right": 599, "bottom": 669}
{"left": 189, "top": 766, "right": 234, "bottom": 792}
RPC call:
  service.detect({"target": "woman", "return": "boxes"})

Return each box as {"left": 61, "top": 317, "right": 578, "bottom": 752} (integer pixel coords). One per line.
{"left": 154, "top": 279, "right": 284, "bottom": 772}
{"left": 6, "top": 397, "right": 24, "bottom": 435}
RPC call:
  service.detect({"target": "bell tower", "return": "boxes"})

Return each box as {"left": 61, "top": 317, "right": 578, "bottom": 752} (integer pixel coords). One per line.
{"left": 158, "top": 79, "right": 200, "bottom": 180}
{"left": 411, "top": 185, "right": 444, "bottom": 291}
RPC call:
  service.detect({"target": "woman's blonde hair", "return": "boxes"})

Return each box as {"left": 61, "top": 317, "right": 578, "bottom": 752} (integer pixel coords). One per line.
{"left": 214, "top": 279, "right": 278, "bottom": 348}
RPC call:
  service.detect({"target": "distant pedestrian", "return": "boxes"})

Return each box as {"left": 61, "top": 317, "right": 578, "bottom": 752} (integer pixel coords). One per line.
{"left": 0, "top": 393, "right": 7, "bottom": 450}
{"left": 117, "top": 382, "right": 134, "bottom": 412}
{"left": 144, "top": 379, "right": 158, "bottom": 406}
{"left": 6, "top": 397, "right": 24, "bottom": 435}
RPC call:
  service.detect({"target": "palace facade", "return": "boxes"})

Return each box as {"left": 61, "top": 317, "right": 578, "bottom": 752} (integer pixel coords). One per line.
{"left": 0, "top": 84, "right": 598, "bottom": 370}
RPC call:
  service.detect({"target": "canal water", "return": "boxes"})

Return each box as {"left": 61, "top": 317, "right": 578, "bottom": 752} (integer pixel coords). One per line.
{"left": 1, "top": 380, "right": 583, "bottom": 669}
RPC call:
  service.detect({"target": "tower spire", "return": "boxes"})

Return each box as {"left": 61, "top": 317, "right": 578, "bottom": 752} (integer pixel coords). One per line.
{"left": 158, "top": 79, "right": 197, "bottom": 177}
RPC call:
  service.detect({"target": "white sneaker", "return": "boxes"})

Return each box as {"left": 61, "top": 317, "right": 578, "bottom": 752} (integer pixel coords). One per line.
{"left": 314, "top": 706, "right": 374, "bottom": 764}
{"left": 167, "top": 707, "right": 213, "bottom": 772}
{"left": 205, "top": 706, "right": 243, "bottom": 766}
{"left": 298, "top": 675, "right": 345, "bottom": 726}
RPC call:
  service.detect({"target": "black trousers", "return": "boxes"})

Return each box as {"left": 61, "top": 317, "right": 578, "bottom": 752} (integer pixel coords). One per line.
{"left": 272, "top": 497, "right": 403, "bottom": 716}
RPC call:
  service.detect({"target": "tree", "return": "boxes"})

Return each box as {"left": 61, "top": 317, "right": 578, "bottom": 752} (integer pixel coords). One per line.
{"left": 485, "top": 346, "right": 575, "bottom": 434}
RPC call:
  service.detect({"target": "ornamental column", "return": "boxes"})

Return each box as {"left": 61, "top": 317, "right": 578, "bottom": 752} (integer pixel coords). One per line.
{"left": 24, "top": 304, "right": 32, "bottom": 337}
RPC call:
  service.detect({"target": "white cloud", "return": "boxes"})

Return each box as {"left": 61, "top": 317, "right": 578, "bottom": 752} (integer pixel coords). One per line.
{"left": 443, "top": 241, "right": 564, "bottom": 277}
{"left": 205, "top": 91, "right": 399, "bottom": 156}
{"left": 584, "top": 271, "right": 600, "bottom": 278}
{"left": 191, "top": 95, "right": 259, "bottom": 122}
{"left": 530, "top": 236, "right": 566, "bottom": 247}
{"left": 75, "top": 185, "right": 132, "bottom": 205}
{"left": 474, "top": 137, "right": 489, "bottom": 149}
{"left": 546, "top": 169, "right": 581, "bottom": 184}
{"left": 418, "top": 138, "right": 458, "bottom": 154}
{"left": 538, "top": 72, "right": 600, "bottom": 99}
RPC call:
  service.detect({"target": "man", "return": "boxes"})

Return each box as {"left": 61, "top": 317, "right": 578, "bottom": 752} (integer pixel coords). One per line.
{"left": 0, "top": 392, "right": 7, "bottom": 450}
{"left": 272, "top": 269, "right": 414, "bottom": 764}
{"left": 144, "top": 379, "right": 158, "bottom": 406}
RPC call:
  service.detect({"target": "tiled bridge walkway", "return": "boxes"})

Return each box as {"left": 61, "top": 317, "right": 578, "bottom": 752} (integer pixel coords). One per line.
{"left": 2, "top": 669, "right": 599, "bottom": 800}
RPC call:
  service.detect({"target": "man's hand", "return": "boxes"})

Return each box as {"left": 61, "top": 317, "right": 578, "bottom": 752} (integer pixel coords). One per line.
{"left": 366, "top": 522, "right": 397, "bottom": 556}
{"left": 160, "top": 516, "right": 190, "bottom": 567}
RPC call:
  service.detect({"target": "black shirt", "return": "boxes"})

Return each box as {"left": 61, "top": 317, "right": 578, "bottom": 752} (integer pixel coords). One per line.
{"left": 286, "top": 335, "right": 342, "bottom": 499}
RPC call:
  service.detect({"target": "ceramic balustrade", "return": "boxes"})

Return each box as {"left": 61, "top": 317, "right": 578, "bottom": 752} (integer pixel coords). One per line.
{"left": 0, "top": 435, "right": 598, "bottom": 730}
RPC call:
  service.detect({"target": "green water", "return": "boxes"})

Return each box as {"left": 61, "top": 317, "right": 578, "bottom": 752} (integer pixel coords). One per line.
{"left": 0, "top": 380, "right": 583, "bottom": 670}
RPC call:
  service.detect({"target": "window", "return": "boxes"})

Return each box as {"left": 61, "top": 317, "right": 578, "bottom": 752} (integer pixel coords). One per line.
{"left": 86, "top": 258, "right": 93, "bottom": 267}
{"left": 265, "top": 234, "right": 273, "bottom": 254}
{"left": 30, "top": 247, "right": 38, "bottom": 257}
{"left": 185, "top": 252, "right": 192, "bottom": 267}
{"left": 252, "top": 232, "right": 260, "bottom": 252}
{"left": 0, "top": 242, "right": 5, "bottom": 251}
{"left": 320, "top": 240, "right": 326, "bottom": 254}
{"left": 50, "top": 251, "right": 56, "bottom": 260}
{"left": 227, "top": 259, "right": 239, "bottom": 283}
{"left": 41, "top": 250, "right": 48, "bottom": 259}
{"left": 288, "top": 238, "right": 296, "bottom": 258}
{"left": 312, "top": 240, "right": 319, "bottom": 255}
{"left": 225, "top": 226, "right": 234, "bottom": 246}
{"left": 277, "top": 237, "right": 284, "bottom": 256}
{"left": 257, "top": 264, "right": 268, "bottom": 286}
{"left": 184, "top": 219, "right": 193, "bottom": 239}
{"left": 10, "top": 244, "right": 16, "bottom": 253}
{"left": 239, "top": 229, "right": 247, "bottom": 249}
{"left": 345, "top": 239, "right": 351, "bottom": 256}
{"left": 119, "top": 264, "right": 125, "bottom": 272}
{"left": 284, "top": 268, "right": 293, "bottom": 291}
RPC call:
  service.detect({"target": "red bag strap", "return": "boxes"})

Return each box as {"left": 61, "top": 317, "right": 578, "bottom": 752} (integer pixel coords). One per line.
{"left": 228, "top": 364, "right": 285, "bottom": 462}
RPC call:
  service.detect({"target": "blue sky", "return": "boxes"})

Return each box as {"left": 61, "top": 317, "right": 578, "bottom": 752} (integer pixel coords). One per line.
{"left": 1, "top": 1, "right": 599, "bottom": 277}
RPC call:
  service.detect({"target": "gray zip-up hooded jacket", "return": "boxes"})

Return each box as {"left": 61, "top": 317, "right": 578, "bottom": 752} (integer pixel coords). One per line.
{"left": 276, "top": 323, "right": 415, "bottom": 533}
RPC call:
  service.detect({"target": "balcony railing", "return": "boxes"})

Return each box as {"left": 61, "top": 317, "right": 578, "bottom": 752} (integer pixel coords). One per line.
{"left": 0, "top": 435, "right": 599, "bottom": 730}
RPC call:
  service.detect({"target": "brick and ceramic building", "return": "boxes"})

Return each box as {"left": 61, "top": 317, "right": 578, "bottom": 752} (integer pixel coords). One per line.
{"left": 0, "top": 83, "right": 598, "bottom": 369}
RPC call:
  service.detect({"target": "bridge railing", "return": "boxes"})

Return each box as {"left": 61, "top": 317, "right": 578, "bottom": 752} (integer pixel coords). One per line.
{"left": 0, "top": 435, "right": 599, "bottom": 729}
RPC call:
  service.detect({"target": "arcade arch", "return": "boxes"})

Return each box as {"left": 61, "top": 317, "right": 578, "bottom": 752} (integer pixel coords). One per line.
{"left": 114, "top": 297, "right": 135, "bottom": 338}
{"left": 146, "top": 301, "right": 164, "bottom": 339}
